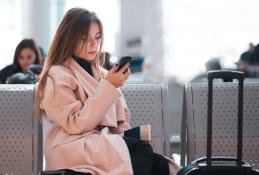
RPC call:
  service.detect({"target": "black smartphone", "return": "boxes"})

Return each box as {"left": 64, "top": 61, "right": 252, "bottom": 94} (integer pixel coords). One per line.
{"left": 116, "top": 56, "right": 133, "bottom": 73}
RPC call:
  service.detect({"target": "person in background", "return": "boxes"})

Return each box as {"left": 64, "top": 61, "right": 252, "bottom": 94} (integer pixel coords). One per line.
{"left": 239, "top": 42, "right": 255, "bottom": 65}
{"left": 0, "top": 39, "right": 42, "bottom": 83}
{"left": 238, "top": 42, "right": 255, "bottom": 76}
{"left": 37, "top": 8, "right": 180, "bottom": 175}
{"left": 250, "top": 43, "right": 259, "bottom": 64}
{"left": 205, "top": 57, "right": 221, "bottom": 71}
{"left": 101, "top": 51, "right": 113, "bottom": 70}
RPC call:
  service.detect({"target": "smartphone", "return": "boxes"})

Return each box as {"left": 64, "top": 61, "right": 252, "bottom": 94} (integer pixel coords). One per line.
{"left": 116, "top": 56, "right": 133, "bottom": 73}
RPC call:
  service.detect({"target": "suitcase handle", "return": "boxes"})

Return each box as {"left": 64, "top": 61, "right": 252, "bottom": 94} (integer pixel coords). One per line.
{"left": 207, "top": 70, "right": 245, "bottom": 167}
{"left": 192, "top": 156, "right": 246, "bottom": 165}
{"left": 208, "top": 70, "right": 245, "bottom": 82}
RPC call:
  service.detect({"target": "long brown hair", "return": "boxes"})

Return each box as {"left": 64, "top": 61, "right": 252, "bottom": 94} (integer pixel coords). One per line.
{"left": 36, "top": 8, "right": 104, "bottom": 116}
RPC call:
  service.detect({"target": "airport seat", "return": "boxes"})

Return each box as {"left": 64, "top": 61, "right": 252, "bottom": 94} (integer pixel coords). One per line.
{"left": 121, "top": 83, "right": 170, "bottom": 156}
{"left": 181, "top": 81, "right": 259, "bottom": 169}
{"left": 0, "top": 84, "right": 41, "bottom": 175}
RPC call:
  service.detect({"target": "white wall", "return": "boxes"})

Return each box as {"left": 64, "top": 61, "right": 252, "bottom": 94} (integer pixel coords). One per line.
{"left": 0, "top": 0, "right": 21, "bottom": 68}
{"left": 119, "top": 0, "right": 164, "bottom": 77}
{"left": 64, "top": 0, "right": 120, "bottom": 55}
{"left": 162, "top": 0, "right": 259, "bottom": 82}
{"left": 21, "top": 0, "right": 51, "bottom": 52}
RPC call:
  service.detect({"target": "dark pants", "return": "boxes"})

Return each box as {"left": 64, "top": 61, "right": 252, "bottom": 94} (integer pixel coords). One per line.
{"left": 123, "top": 137, "right": 169, "bottom": 175}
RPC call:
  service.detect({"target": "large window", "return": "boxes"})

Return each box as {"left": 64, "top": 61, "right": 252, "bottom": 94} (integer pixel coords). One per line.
{"left": 163, "top": 0, "right": 259, "bottom": 81}
{"left": 64, "top": 0, "right": 120, "bottom": 54}
{"left": 0, "top": 0, "right": 21, "bottom": 69}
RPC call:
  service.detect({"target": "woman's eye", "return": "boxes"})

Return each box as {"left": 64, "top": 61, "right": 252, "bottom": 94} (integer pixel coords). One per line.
{"left": 95, "top": 36, "right": 101, "bottom": 41}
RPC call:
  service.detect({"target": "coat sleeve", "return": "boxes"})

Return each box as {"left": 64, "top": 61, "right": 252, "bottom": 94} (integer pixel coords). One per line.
{"left": 99, "top": 66, "right": 131, "bottom": 134}
{"left": 112, "top": 107, "right": 131, "bottom": 134}
{"left": 41, "top": 67, "right": 121, "bottom": 134}
{"left": 110, "top": 89, "right": 132, "bottom": 134}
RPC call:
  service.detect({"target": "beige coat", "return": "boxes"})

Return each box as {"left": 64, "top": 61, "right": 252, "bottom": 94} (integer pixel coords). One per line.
{"left": 40, "top": 58, "right": 133, "bottom": 175}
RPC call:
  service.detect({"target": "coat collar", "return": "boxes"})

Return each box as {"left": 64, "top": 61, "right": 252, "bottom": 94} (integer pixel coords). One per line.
{"left": 65, "top": 58, "right": 102, "bottom": 96}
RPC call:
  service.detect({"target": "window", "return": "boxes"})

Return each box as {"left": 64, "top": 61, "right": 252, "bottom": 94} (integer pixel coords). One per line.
{"left": 0, "top": 0, "right": 21, "bottom": 69}
{"left": 64, "top": 0, "right": 120, "bottom": 54}
{"left": 163, "top": 0, "right": 259, "bottom": 81}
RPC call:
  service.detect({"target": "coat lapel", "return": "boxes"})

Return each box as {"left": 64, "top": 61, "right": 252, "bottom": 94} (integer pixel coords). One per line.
{"left": 66, "top": 58, "right": 100, "bottom": 97}
{"left": 65, "top": 58, "right": 118, "bottom": 127}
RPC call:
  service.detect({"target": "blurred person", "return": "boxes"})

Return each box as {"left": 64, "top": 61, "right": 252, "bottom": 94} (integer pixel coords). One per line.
{"left": 239, "top": 42, "right": 255, "bottom": 75}
{"left": 205, "top": 57, "right": 221, "bottom": 71}
{"left": 239, "top": 42, "right": 255, "bottom": 65}
{"left": 250, "top": 43, "right": 259, "bottom": 64}
{"left": 0, "top": 39, "right": 42, "bottom": 83}
{"left": 37, "top": 8, "right": 180, "bottom": 175}
{"left": 101, "top": 51, "right": 113, "bottom": 70}
{"left": 249, "top": 43, "right": 259, "bottom": 77}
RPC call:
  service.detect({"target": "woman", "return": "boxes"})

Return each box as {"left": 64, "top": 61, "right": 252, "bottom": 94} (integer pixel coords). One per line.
{"left": 0, "top": 39, "right": 42, "bottom": 83}
{"left": 37, "top": 8, "right": 180, "bottom": 175}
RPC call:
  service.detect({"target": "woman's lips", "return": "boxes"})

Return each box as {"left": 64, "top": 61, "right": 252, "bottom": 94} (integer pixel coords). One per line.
{"left": 88, "top": 51, "right": 96, "bottom": 55}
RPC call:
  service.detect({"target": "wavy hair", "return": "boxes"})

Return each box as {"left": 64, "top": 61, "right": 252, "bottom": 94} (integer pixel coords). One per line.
{"left": 36, "top": 8, "right": 104, "bottom": 117}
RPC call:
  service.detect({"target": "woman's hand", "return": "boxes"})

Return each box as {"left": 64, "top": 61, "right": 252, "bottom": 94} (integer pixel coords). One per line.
{"left": 105, "top": 63, "right": 130, "bottom": 88}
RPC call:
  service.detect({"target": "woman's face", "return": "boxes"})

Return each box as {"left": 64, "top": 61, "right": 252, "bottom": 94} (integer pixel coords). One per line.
{"left": 74, "top": 22, "right": 102, "bottom": 61}
{"left": 18, "top": 48, "right": 36, "bottom": 71}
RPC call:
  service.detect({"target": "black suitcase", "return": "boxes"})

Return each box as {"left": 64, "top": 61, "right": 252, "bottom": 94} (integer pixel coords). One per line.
{"left": 177, "top": 70, "right": 259, "bottom": 175}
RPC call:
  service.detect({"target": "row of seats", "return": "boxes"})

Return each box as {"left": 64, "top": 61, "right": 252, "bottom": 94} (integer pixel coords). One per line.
{"left": 0, "top": 83, "right": 171, "bottom": 174}
{"left": 181, "top": 81, "right": 259, "bottom": 168}
{"left": 1, "top": 80, "right": 259, "bottom": 174}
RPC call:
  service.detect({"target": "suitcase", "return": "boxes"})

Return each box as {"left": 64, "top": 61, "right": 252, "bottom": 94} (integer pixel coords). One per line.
{"left": 177, "top": 70, "right": 259, "bottom": 175}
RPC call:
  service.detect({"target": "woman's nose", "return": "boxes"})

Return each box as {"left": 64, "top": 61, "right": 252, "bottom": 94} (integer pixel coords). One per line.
{"left": 88, "top": 38, "right": 97, "bottom": 47}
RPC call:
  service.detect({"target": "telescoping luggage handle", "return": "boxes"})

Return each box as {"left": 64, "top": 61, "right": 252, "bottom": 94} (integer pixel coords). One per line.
{"left": 207, "top": 70, "right": 245, "bottom": 167}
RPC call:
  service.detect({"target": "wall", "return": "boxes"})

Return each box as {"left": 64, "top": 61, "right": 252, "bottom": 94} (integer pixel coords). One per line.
{"left": 21, "top": 0, "right": 51, "bottom": 52}
{"left": 119, "top": 0, "right": 165, "bottom": 77}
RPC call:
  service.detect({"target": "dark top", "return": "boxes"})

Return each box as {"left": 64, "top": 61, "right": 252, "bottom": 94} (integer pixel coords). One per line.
{"left": 72, "top": 55, "right": 93, "bottom": 76}
{"left": 0, "top": 65, "right": 21, "bottom": 84}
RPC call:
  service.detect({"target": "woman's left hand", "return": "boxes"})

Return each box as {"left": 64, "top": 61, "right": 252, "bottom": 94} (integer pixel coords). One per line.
{"left": 104, "top": 63, "right": 130, "bottom": 88}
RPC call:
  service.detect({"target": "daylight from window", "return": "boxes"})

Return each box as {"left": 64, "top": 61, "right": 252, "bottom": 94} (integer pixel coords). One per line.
{"left": 163, "top": 0, "right": 259, "bottom": 81}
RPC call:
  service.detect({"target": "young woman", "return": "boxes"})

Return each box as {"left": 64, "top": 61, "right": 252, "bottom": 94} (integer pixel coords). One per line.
{"left": 37, "top": 8, "right": 180, "bottom": 175}
{"left": 0, "top": 39, "right": 42, "bottom": 83}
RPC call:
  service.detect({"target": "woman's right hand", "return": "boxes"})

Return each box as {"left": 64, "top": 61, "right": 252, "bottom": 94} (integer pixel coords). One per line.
{"left": 104, "top": 63, "right": 130, "bottom": 88}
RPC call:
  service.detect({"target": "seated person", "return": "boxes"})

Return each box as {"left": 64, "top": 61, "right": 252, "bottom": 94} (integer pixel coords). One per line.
{"left": 238, "top": 42, "right": 255, "bottom": 76}
{"left": 37, "top": 8, "right": 180, "bottom": 175}
{"left": 0, "top": 39, "right": 42, "bottom": 83}
{"left": 101, "top": 51, "right": 113, "bottom": 70}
